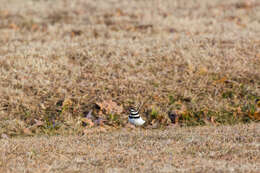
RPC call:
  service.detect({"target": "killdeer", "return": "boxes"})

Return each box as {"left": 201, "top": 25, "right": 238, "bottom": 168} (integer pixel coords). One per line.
{"left": 128, "top": 107, "right": 145, "bottom": 126}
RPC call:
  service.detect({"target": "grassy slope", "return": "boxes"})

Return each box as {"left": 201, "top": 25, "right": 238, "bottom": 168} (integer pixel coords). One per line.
{"left": 0, "top": 123, "right": 259, "bottom": 172}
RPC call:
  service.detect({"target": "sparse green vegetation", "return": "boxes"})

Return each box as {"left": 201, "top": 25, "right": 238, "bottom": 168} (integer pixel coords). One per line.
{"left": 168, "top": 95, "right": 176, "bottom": 105}
{"left": 150, "top": 107, "right": 159, "bottom": 119}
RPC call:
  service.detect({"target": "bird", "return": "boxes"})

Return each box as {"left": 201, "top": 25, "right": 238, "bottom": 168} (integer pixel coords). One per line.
{"left": 128, "top": 107, "right": 145, "bottom": 126}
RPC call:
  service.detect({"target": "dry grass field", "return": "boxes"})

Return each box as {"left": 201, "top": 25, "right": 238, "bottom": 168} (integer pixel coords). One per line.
{"left": 0, "top": 123, "right": 259, "bottom": 172}
{"left": 0, "top": 0, "right": 260, "bottom": 172}
{"left": 0, "top": 0, "right": 259, "bottom": 136}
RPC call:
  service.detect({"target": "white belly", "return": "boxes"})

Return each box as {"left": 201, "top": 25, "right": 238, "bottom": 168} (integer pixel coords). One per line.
{"left": 128, "top": 117, "right": 145, "bottom": 126}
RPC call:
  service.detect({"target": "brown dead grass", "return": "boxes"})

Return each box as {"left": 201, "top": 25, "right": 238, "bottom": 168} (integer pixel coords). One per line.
{"left": 1, "top": 0, "right": 260, "bottom": 172}
{"left": 0, "top": 123, "right": 259, "bottom": 172}
{"left": 0, "top": 0, "right": 260, "bottom": 135}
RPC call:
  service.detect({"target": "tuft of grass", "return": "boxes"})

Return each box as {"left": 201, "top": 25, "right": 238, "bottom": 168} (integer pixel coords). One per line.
{"left": 222, "top": 91, "right": 234, "bottom": 99}
{"left": 150, "top": 107, "right": 159, "bottom": 120}
{"left": 168, "top": 95, "right": 176, "bottom": 105}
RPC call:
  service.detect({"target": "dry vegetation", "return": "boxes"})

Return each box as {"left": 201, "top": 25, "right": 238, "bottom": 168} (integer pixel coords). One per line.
{"left": 0, "top": 123, "right": 259, "bottom": 172}
{"left": 0, "top": 0, "right": 260, "bottom": 172}
{"left": 0, "top": 0, "right": 260, "bottom": 134}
